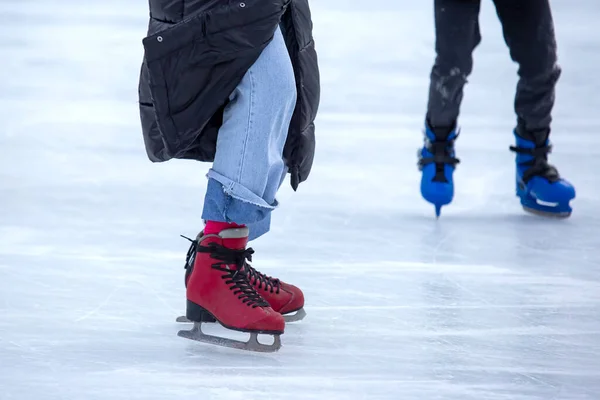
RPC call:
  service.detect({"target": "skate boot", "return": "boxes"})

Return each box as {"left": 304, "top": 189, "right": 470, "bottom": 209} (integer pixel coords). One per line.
{"left": 417, "top": 120, "right": 460, "bottom": 217}
{"left": 509, "top": 126, "right": 575, "bottom": 218}
{"left": 177, "top": 227, "right": 285, "bottom": 352}
{"left": 245, "top": 262, "right": 306, "bottom": 323}
{"left": 178, "top": 231, "right": 306, "bottom": 323}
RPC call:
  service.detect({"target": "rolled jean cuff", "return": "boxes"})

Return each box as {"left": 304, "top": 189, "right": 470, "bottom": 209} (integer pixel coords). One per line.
{"left": 201, "top": 171, "right": 277, "bottom": 240}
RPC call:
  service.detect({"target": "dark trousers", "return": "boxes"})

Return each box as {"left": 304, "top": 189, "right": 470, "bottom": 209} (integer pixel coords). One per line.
{"left": 426, "top": 0, "right": 561, "bottom": 132}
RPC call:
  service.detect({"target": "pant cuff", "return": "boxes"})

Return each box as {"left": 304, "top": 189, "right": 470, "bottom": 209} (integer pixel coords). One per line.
{"left": 201, "top": 174, "right": 276, "bottom": 240}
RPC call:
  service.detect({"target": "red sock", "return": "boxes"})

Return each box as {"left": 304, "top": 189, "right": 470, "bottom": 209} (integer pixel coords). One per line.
{"left": 204, "top": 220, "right": 245, "bottom": 236}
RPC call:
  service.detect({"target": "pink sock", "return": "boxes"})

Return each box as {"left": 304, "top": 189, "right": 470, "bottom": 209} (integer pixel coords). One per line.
{"left": 204, "top": 220, "right": 245, "bottom": 236}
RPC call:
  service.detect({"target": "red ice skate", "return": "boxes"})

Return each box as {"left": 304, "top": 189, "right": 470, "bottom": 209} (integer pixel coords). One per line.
{"left": 178, "top": 230, "right": 306, "bottom": 323}
{"left": 245, "top": 263, "right": 306, "bottom": 322}
{"left": 177, "top": 227, "right": 284, "bottom": 352}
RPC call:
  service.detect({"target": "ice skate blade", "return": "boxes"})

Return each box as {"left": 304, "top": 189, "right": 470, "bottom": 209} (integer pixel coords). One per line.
{"left": 178, "top": 322, "right": 281, "bottom": 353}
{"left": 283, "top": 308, "right": 306, "bottom": 323}
{"left": 522, "top": 205, "right": 571, "bottom": 219}
{"left": 177, "top": 308, "right": 306, "bottom": 323}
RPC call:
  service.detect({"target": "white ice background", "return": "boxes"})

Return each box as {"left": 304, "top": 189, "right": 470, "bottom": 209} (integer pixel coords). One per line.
{"left": 1, "top": 0, "right": 600, "bottom": 399}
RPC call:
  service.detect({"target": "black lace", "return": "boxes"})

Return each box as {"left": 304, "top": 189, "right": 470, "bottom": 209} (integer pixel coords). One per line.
{"left": 181, "top": 235, "right": 197, "bottom": 287}
{"left": 197, "top": 243, "right": 269, "bottom": 308}
{"left": 509, "top": 144, "right": 560, "bottom": 184}
{"left": 418, "top": 136, "right": 460, "bottom": 182}
{"left": 182, "top": 236, "right": 197, "bottom": 269}
{"left": 180, "top": 235, "right": 279, "bottom": 297}
{"left": 245, "top": 263, "right": 281, "bottom": 294}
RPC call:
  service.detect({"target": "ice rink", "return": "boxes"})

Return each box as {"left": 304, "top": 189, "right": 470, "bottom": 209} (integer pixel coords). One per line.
{"left": 1, "top": 0, "right": 600, "bottom": 399}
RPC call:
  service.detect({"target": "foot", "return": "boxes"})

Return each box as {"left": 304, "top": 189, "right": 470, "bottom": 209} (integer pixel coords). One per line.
{"left": 182, "top": 230, "right": 306, "bottom": 322}
{"left": 418, "top": 120, "right": 460, "bottom": 217}
{"left": 184, "top": 228, "right": 284, "bottom": 333}
{"left": 179, "top": 227, "right": 284, "bottom": 352}
{"left": 510, "top": 126, "right": 575, "bottom": 218}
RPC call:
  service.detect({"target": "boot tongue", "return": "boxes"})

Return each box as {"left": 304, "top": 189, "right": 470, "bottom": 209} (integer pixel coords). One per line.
{"left": 219, "top": 227, "right": 249, "bottom": 251}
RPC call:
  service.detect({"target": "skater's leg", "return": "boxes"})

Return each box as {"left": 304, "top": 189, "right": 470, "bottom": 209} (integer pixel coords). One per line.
{"left": 179, "top": 27, "right": 295, "bottom": 351}
{"left": 493, "top": 0, "right": 575, "bottom": 216}
{"left": 419, "top": 0, "right": 481, "bottom": 216}
{"left": 201, "top": 26, "right": 296, "bottom": 241}
{"left": 427, "top": 0, "right": 482, "bottom": 129}
{"left": 180, "top": 28, "right": 305, "bottom": 341}
{"left": 492, "top": 0, "right": 560, "bottom": 132}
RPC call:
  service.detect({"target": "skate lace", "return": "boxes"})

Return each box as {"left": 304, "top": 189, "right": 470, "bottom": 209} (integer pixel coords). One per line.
{"left": 418, "top": 138, "right": 460, "bottom": 183}
{"left": 509, "top": 144, "right": 560, "bottom": 183}
{"left": 181, "top": 235, "right": 198, "bottom": 288}
{"left": 245, "top": 263, "right": 281, "bottom": 294}
{"left": 182, "top": 236, "right": 197, "bottom": 269}
{"left": 197, "top": 243, "right": 270, "bottom": 308}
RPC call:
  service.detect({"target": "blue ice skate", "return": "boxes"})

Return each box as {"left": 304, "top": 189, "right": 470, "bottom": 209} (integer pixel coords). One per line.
{"left": 417, "top": 121, "right": 460, "bottom": 217}
{"left": 509, "top": 127, "right": 575, "bottom": 218}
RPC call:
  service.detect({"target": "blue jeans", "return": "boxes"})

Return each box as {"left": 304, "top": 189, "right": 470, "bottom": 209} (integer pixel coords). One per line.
{"left": 201, "top": 27, "right": 297, "bottom": 241}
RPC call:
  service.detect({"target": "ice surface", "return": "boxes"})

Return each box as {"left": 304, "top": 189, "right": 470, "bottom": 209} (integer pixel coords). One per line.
{"left": 1, "top": 0, "right": 600, "bottom": 399}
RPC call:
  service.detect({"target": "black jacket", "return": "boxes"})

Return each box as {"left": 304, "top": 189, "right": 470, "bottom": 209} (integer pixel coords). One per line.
{"left": 138, "top": 0, "right": 320, "bottom": 190}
